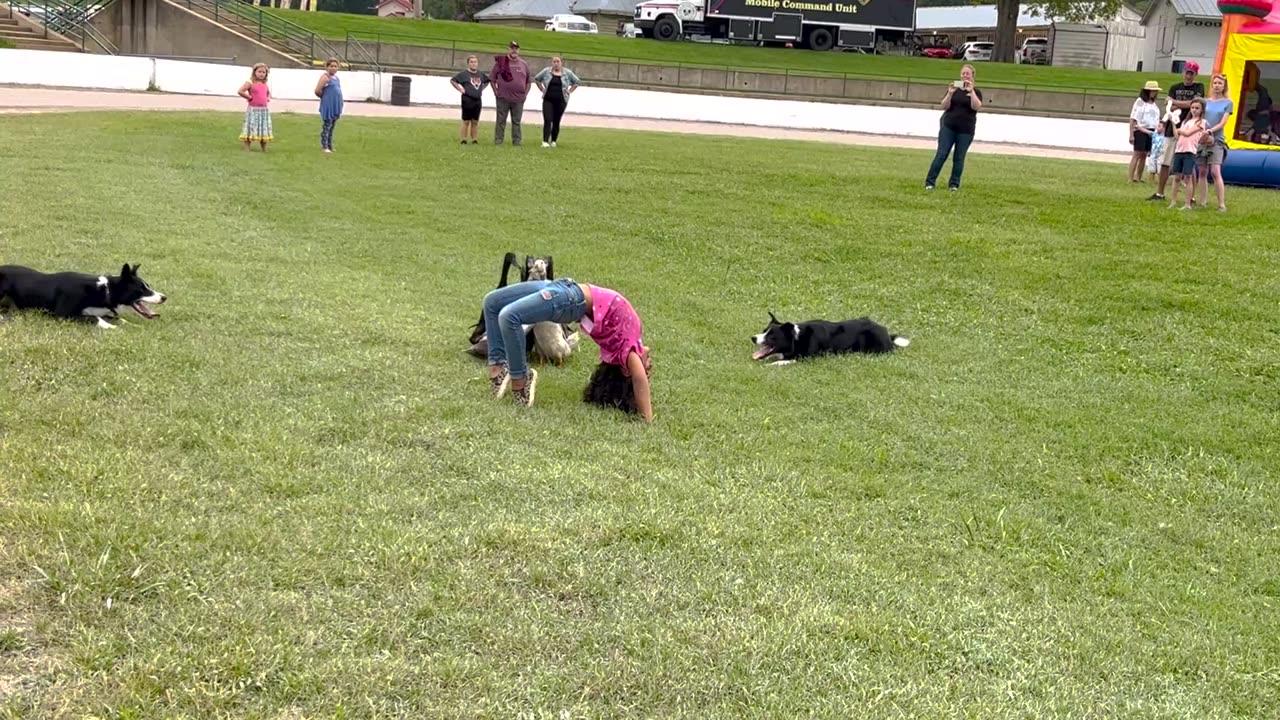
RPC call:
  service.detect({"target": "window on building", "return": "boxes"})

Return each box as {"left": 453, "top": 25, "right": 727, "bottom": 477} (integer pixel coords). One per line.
{"left": 1238, "top": 61, "right": 1278, "bottom": 145}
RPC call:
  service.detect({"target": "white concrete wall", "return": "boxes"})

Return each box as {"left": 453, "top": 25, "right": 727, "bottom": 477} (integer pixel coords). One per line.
{"left": 0, "top": 47, "right": 1133, "bottom": 153}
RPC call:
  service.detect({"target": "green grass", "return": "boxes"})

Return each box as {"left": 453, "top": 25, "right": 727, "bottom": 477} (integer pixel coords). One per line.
{"left": 0, "top": 38, "right": 15, "bottom": 49}
{"left": 274, "top": 10, "right": 1179, "bottom": 95}
{"left": 2, "top": 111, "right": 1279, "bottom": 718}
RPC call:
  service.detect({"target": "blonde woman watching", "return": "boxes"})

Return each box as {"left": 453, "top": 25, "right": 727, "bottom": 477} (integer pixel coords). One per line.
{"left": 534, "top": 56, "right": 581, "bottom": 148}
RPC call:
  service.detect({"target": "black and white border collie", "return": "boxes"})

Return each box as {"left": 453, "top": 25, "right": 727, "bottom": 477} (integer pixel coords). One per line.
{"left": 751, "top": 312, "right": 909, "bottom": 365}
{"left": 0, "top": 264, "right": 167, "bottom": 329}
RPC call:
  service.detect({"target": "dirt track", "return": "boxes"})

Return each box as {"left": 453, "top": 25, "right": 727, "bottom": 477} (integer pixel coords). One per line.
{"left": 0, "top": 86, "right": 1127, "bottom": 165}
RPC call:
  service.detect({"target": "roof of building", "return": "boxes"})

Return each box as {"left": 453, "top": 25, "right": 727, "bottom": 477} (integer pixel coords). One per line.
{"left": 570, "top": 0, "right": 635, "bottom": 14}
{"left": 1141, "top": 0, "right": 1222, "bottom": 24}
{"left": 376, "top": 0, "right": 412, "bottom": 8}
{"left": 474, "top": 0, "right": 574, "bottom": 20}
{"left": 914, "top": 4, "right": 1052, "bottom": 31}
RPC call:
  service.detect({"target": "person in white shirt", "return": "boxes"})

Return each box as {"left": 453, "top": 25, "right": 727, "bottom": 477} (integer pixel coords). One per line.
{"left": 1129, "top": 81, "right": 1162, "bottom": 183}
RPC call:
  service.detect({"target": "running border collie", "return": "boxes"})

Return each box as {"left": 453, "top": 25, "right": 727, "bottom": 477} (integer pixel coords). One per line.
{"left": 0, "top": 264, "right": 167, "bottom": 329}
{"left": 751, "top": 312, "right": 909, "bottom": 364}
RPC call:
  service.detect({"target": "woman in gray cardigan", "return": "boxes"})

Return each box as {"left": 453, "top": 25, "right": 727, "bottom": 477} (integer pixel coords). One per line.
{"left": 534, "top": 57, "right": 581, "bottom": 148}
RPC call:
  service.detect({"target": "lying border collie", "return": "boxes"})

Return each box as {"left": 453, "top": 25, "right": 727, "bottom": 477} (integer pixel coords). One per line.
{"left": 751, "top": 312, "right": 909, "bottom": 364}
{"left": 0, "top": 264, "right": 166, "bottom": 329}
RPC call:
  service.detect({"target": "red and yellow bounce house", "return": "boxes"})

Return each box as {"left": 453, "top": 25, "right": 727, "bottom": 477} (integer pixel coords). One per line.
{"left": 1216, "top": 0, "right": 1280, "bottom": 186}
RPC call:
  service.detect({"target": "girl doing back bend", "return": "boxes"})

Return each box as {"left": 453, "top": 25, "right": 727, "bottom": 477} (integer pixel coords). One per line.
{"left": 482, "top": 278, "right": 653, "bottom": 423}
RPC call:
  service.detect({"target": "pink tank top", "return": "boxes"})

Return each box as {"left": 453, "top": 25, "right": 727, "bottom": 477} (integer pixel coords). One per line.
{"left": 247, "top": 82, "right": 270, "bottom": 107}
{"left": 581, "top": 285, "right": 648, "bottom": 374}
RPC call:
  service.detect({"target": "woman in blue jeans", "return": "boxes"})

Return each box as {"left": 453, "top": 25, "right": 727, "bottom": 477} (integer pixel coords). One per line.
{"left": 926, "top": 64, "right": 984, "bottom": 191}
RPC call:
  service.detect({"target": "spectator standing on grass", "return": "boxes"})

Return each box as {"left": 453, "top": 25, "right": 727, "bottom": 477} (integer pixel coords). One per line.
{"left": 315, "top": 59, "right": 344, "bottom": 154}
{"left": 237, "top": 63, "right": 272, "bottom": 152}
{"left": 1197, "top": 73, "right": 1234, "bottom": 212}
{"left": 1148, "top": 62, "right": 1205, "bottom": 203}
{"left": 925, "top": 64, "right": 983, "bottom": 192}
{"left": 534, "top": 56, "right": 581, "bottom": 148}
{"left": 1129, "top": 81, "right": 1161, "bottom": 183}
{"left": 490, "top": 40, "right": 531, "bottom": 146}
{"left": 1168, "top": 99, "right": 1207, "bottom": 211}
{"left": 451, "top": 54, "right": 490, "bottom": 145}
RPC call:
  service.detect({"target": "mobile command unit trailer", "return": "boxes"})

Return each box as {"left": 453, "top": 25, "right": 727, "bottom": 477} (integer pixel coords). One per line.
{"left": 633, "top": 0, "right": 916, "bottom": 52}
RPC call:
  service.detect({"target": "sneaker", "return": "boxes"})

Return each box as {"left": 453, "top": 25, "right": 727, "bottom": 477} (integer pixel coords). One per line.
{"left": 1147, "top": 193, "right": 1164, "bottom": 201}
{"left": 489, "top": 366, "right": 510, "bottom": 399}
{"left": 1218, "top": 206, "right": 1227, "bottom": 213}
{"left": 471, "top": 140, "right": 478, "bottom": 144}
{"left": 925, "top": 184, "right": 934, "bottom": 191}
{"left": 541, "top": 142, "right": 550, "bottom": 148}
{"left": 550, "top": 142, "right": 557, "bottom": 148}
{"left": 460, "top": 140, "right": 468, "bottom": 145}
{"left": 949, "top": 186, "right": 959, "bottom": 192}
{"left": 512, "top": 369, "right": 538, "bottom": 408}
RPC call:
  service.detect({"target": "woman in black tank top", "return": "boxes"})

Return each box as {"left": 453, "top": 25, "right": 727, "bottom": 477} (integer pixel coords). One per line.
{"left": 535, "top": 56, "right": 581, "bottom": 148}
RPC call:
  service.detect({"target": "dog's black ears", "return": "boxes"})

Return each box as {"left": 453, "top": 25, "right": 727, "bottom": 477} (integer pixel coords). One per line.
{"left": 121, "top": 263, "right": 136, "bottom": 278}
{"left": 499, "top": 252, "right": 519, "bottom": 287}
{"left": 768, "top": 311, "right": 780, "bottom": 324}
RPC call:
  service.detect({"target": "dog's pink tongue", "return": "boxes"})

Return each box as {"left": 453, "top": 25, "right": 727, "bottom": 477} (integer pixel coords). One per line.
{"left": 752, "top": 348, "right": 770, "bottom": 360}
{"left": 133, "top": 302, "right": 157, "bottom": 319}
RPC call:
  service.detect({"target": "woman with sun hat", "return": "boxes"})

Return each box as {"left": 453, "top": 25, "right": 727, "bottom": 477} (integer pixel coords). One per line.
{"left": 1130, "top": 80, "right": 1162, "bottom": 182}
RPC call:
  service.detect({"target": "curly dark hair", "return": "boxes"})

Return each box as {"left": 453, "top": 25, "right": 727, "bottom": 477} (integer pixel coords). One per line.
{"left": 582, "top": 363, "right": 638, "bottom": 415}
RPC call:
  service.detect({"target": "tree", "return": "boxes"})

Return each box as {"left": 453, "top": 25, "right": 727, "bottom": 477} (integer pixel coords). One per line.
{"left": 991, "top": 0, "right": 1121, "bottom": 63}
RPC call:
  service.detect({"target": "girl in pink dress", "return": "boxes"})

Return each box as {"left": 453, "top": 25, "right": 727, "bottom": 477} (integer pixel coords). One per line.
{"left": 237, "top": 63, "right": 273, "bottom": 152}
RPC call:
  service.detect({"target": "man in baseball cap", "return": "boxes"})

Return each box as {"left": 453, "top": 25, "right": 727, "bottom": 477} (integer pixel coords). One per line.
{"left": 1149, "top": 61, "right": 1205, "bottom": 201}
{"left": 491, "top": 40, "right": 531, "bottom": 145}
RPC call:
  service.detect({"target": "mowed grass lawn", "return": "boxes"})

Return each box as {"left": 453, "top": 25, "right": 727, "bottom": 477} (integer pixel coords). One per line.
{"left": 275, "top": 10, "right": 1180, "bottom": 95}
{"left": 1, "top": 111, "right": 1278, "bottom": 718}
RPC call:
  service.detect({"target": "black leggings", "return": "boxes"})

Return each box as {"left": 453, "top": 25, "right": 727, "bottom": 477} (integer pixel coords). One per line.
{"left": 542, "top": 94, "right": 567, "bottom": 143}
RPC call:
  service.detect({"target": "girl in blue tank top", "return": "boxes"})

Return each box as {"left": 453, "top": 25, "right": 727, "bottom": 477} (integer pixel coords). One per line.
{"left": 315, "top": 59, "right": 344, "bottom": 153}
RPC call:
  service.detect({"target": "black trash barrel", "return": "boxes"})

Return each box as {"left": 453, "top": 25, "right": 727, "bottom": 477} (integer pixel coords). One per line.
{"left": 390, "top": 75, "right": 411, "bottom": 106}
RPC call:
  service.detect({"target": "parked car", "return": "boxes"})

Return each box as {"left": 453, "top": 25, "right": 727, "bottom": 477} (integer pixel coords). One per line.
{"left": 545, "top": 14, "right": 598, "bottom": 34}
{"left": 959, "top": 41, "right": 994, "bottom": 62}
{"left": 1016, "top": 37, "right": 1049, "bottom": 65}
{"left": 917, "top": 37, "right": 955, "bottom": 59}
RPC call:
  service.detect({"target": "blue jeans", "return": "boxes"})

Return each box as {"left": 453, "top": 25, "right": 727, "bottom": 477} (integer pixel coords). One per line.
{"left": 926, "top": 125, "right": 975, "bottom": 189}
{"left": 483, "top": 279, "right": 586, "bottom": 379}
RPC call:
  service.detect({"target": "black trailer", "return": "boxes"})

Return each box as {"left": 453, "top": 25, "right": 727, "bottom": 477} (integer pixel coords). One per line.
{"left": 634, "top": 0, "right": 916, "bottom": 52}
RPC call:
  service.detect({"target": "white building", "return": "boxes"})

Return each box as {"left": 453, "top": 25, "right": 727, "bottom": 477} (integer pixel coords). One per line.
{"left": 1141, "top": 0, "right": 1223, "bottom": 74}
{"left": 375, "top": 0, "right": 413, "bottom": 18}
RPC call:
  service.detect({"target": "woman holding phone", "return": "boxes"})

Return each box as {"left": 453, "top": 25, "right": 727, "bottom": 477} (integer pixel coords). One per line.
{"left": 925, "top": 64, "right": 984, "bottom": 192}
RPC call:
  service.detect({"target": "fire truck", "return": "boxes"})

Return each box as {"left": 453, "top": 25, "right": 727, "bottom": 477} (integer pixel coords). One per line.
{"left": 632, "top": 0, "right": 916, "bottom": 52}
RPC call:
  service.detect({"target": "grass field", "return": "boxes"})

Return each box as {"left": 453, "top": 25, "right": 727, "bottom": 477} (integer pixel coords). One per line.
{"left": 273, "top": 10, "right": 1180, "bottom": 95}
{"left": 2, "top": 111, "right": 1279, "bottom": 718}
